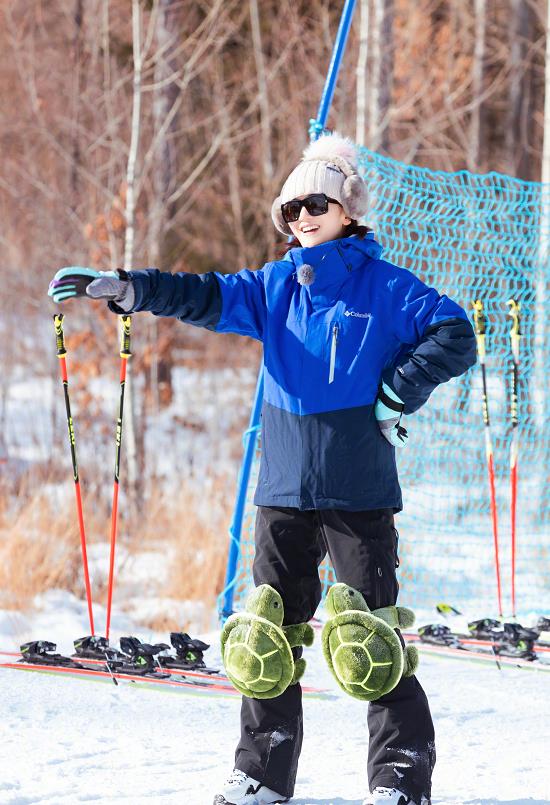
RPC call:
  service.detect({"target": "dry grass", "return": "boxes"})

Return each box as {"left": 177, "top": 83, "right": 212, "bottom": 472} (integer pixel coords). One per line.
{"left": 129, "top": 477, "right": 232, "bottom": 632}
{"left": 0, "top": 475, "right": 233, "bottom": 633}
{"left": 0, "top": 492, "right": 97, "bottom": 609}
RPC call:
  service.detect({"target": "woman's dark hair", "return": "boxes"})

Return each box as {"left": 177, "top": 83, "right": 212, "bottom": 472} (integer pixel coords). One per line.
{"left": 275, "top": 220, "right": 372, "bottom": 259}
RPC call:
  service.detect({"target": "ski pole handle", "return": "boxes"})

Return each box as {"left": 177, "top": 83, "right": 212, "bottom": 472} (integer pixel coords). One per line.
{"left": 120, "top": 315, "right": 132, "bottom": 359}
{"left": 472, "top": 299, "right": 487, "bottom": 363}
{"left": 54, "top": 313, "right": 67, "bottom": 357}
{"left": 507, "top": 299, "right": 521, "bottom": 365}
{"left": 472, "top": 299, "right": 490, "bottom": 428}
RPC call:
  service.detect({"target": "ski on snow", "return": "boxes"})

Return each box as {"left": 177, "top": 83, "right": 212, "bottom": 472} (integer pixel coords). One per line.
{"left": 434, "top": 604, "right": 550, "bottom": 651}
{"left": 405, "top": 635, "right": 550, "bottom": 673}
{"left": 0, "top": 637, "right": 333, "bottom": 699}
{"left": 0, "top": 657, "right": 334, "bottom": 699}
{"left": 403, "top": 604, "right": 550, "bottom": 673}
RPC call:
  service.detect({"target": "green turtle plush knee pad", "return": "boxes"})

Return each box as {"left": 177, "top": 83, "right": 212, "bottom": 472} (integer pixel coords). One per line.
{"left": 321, "top": 583, "right": 418, "bottom": 701}
{"left": 220, "top": 585, "right": 314, "bottom": 699}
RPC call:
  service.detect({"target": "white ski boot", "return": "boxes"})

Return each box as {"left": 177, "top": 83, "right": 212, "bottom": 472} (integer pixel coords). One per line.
{"left": 364, "top": 787, "right": 431, "bottom": 805}
{"left": 213, "top": 769, "right": 289, "bottom": 805}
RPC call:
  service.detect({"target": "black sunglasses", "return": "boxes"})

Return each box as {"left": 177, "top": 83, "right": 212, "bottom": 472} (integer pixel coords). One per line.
{"left": 281, "top": 193, "right": 340, "bottom": 224}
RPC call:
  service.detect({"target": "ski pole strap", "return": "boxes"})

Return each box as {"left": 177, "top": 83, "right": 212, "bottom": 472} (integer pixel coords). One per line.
{"left": 119, "top": 315, "right": 132, "bottom": 358}
{"left": 472, "top": 299, "right": 487, "bottom": 363}
{"left": 53, "top": 313, "right": 67, "bottom": 357}
{"left": 377, "top": 387, "right": 404, "bottom": 414}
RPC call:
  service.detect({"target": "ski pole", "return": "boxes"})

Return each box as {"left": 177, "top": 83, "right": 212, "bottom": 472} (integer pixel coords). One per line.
{"left": 507, "top": 299, "right": 521, "bottom": 619}
{"left": 53, "top": 314, "right": 95, "bottom": 635}
{"left": 105, "top": 315, "right": 132, "bottom": 641}
{"left": 472, "top": 300, "right": 503, "bottom": 618}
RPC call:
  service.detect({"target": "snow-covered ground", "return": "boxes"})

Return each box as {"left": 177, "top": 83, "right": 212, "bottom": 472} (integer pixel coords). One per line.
{"left": 1, "top": 594, "right": 549, "bottom": 805}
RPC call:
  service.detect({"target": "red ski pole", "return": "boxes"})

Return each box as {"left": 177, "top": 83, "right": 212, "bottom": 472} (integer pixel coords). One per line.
{"left": 507, "top": 299, "right": 521, "bottom": 619}
{"left": 105, "top": 315, "right": 132, "bottom": 641}
{"left": 53, "top": 314, "right": 95, "bottom": 635}
{"left": 472, "top": 300, "right": 503, "bottom": 618}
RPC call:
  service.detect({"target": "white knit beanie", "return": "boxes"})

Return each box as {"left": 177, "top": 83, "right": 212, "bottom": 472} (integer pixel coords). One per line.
{"left": 271, "top": 132, "right": 369, "bottom": 235}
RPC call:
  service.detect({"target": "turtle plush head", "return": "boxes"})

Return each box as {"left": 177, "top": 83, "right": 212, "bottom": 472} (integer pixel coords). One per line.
{"left": 246, "top": 584, "right": 284, "bottom": 627}
{"left": 325, "top": 583, "right": 371, "bottom": 618}
{"left": 221, "top": 584, "right": 296, "bottom": 699}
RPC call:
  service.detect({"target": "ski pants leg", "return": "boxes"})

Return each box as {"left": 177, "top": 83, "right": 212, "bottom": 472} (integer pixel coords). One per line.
{"left": 234, "top": 506, "right": 324, "bottom": 799}
{"left": 234, "top": 506, "right": 435, "bottom": 802}
{"left": 319, "top": 508, "right": 436, "bottom": 803}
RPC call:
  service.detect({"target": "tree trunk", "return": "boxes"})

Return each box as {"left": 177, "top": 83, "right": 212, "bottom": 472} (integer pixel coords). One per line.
{"left": 123, "top": 0, "right": 144, "bottom": 512}
{"left": 148, "top": 0, "right": 182, "bottom": 414}
{"left": 71, "top": 0, "right": 83, "bottom": 202}
{"left": 507, "top": 0, "right": 534, "bottom": 180}
{"left": 469, "top": 0, "right": 486, "bottom": 172}
{"left": 249, "top": 0, "right": 275, "bottom": 257}
{"left": 215, "top": 64, "right": 248, "bottom": 268}
{"left": 355, "top": 0, "right": 370, "bottom": 147}
{"left": 369, "top": 0, "right": 394, "bottom": 153}
{"left": 535, "top": 0, "right": 550, "bottom": 433}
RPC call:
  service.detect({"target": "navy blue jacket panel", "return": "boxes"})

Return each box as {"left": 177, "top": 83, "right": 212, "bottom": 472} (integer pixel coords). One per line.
{"left": 383, "top": 317, "right": 477, "bottom": 414}
{"left": 255, "top": 401, "right": 401, "bottom": 511}
{"left": 123, "top": 234, "right": 476, "bottom": 511}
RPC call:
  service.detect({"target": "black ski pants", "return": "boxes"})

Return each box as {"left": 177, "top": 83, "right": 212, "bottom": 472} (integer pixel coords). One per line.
{"left": 234, "top": 506, "right": 436, "bottom": 802}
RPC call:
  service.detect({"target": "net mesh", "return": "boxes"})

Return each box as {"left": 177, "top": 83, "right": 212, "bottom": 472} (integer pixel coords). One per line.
{"left": 221, "top": 147, "right": 550, "bottom": 620}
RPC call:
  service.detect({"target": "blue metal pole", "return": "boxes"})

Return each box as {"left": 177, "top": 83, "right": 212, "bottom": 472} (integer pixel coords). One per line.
{"left": 220, "top": 0, "right": 358, "bottom": 620}
{"left": 219, "top": 369, "right": 264, "bottom": 620}
{"left": 310, "top": 0, "right": 358, "bottom": 140}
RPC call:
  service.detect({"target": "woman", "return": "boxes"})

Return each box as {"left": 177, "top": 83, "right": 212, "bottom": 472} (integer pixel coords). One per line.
{"left": 49, "top": 133, "right": 477, "bottom": 805}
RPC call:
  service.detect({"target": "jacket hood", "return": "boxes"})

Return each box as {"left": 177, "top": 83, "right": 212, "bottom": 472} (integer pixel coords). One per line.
{"left": 280, "top": 234, "right": 383, "bottom": 303}
{"left": 283, "top": 233, "right": 383, "bottom": 269}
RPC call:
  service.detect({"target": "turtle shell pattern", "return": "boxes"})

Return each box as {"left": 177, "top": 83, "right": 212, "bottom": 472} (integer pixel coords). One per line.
{"left": 322, "top": 610, "right": 404, "bottom": 701}
{"left": 222, "top": 612, "right": 294, "bottom": 699}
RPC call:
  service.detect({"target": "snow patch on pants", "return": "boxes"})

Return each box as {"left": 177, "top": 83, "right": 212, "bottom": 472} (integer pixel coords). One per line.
{"left": 269, "top": 727, "right": 293, "bottom": 748}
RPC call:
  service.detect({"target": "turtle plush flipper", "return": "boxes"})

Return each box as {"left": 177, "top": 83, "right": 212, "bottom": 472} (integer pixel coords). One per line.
{"left": 221, "top": 585, "right": 305, "bottom": 700}
{"left": 372, "top": 605, "right": 419, "bottom": 677}
{"left": 322, "top": 584, "right": 409, "bottom": 702}
{"left": 403, "top": 644, "right": 419, "bottom": 677}
{"left": 372, "top": 604, "right": 415, "bottom": 631}
{"left": 282, "top": 623, "right": 315, "bottom": 685}
{"left": 291, "top": 656, "right": 307, "bottom": 685}
{"left": 282, "top": 622, "right": 314, "bottom": 649}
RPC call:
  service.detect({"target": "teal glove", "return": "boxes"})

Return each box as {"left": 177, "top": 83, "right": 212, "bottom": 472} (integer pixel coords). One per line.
{"left": 374, "top": 382, "right": 408, "bottom": 448}
{"left": 48, "top": 267, "right": 134, "bottom": 310}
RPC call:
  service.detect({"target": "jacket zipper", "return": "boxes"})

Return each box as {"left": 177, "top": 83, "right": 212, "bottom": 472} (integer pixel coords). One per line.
{"left": 328, "top": 323, "right": 339, "bottom": 384}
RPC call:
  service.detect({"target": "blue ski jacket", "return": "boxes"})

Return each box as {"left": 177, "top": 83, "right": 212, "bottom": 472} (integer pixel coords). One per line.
{"left": 117, "top": 234, "right": 476, "bottom": 511}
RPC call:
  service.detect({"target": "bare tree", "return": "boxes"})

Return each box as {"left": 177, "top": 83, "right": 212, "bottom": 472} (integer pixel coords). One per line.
{"left": 368, "top": 0, "right": 394, "bottom": 152}
{"left": 469, "top": 0, "right": 486, "bottom": 171}
{"left": 122, "top": 0, "right": 144, "bottom": 510}
{"left": 249, "top": 0, "right": 275, "bottom": 256}
{"left": 507, "top": 0, "right": 535, "bottom": 179}
{"left": 535, "top": 0, "right": 550, "bottom": 432}
{"left": 355, "top": 0, "right": 370, "bottom": 147}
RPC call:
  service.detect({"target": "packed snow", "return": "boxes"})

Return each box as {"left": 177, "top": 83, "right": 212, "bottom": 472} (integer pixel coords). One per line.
{"left": 1, "top": 593, "right": 549, "bottom": 805}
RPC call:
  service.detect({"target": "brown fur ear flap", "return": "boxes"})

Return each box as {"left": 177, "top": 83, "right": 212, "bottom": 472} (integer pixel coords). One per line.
{"left": 271, "top": 196, "right": 293, "bottom": 236}
{"left": 341, "top": 174, "right": 369, "bottom": 219}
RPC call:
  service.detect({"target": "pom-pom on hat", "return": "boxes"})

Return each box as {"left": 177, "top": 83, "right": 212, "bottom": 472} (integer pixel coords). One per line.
{"left": 271, "top": 132, "right": 369, "bottom": 235}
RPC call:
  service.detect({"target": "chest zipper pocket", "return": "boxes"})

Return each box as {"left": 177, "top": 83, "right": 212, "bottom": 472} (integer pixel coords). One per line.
{"left": 328, "top": 323, "right": 339, "bottom": 384}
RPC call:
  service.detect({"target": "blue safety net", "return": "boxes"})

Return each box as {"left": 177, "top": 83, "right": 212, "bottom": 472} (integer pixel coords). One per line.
{"left": 220, "top": 147, "right": 549, "bottom": 620}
